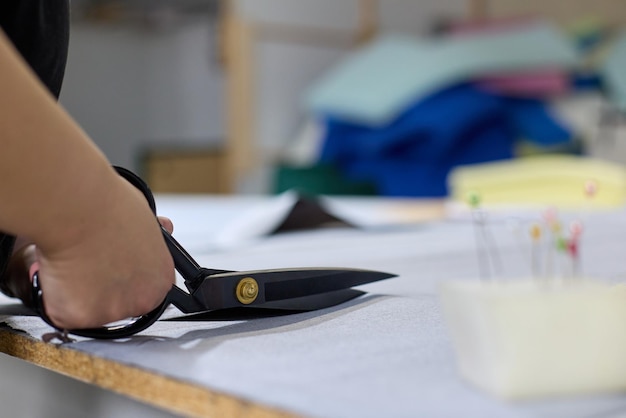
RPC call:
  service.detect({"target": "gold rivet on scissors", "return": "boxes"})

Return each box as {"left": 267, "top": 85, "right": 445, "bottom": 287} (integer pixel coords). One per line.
{"left": 236, "top": 277, "right": 258, "bottom": 304}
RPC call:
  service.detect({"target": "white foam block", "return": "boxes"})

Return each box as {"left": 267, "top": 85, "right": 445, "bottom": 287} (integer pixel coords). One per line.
{"left": 440, "top": 279, "right": 626, "bottom": 400}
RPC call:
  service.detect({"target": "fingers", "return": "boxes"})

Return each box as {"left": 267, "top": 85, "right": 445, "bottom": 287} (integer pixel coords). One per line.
{"left": 36, "top": 203, "right": 176, "bottom": 329}
{"left": 4, "top": 216, "right": 177, "bottom": 330}
{"left": 158, "top": 216, "right": 174, "bottom": 234}
{"left": 0, "top": 215, "right": 176, "bottom": 309}
{"left": 0, "top": 244, "right": 37, "bottom": 306}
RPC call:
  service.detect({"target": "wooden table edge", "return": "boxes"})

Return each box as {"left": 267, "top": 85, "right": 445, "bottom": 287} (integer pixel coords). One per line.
{"left": 0, "top": 329, "right": 300, "bottom": 418}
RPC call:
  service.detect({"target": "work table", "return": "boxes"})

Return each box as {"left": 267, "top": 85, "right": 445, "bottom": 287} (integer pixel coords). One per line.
{"left": 1, "top": 195, "right": 626, "bottom": 417}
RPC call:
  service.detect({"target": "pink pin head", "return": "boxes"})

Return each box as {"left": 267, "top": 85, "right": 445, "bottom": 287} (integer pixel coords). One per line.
{"left": 584, "top": 180, "right": 598, "bottom": 198}
{"left": 543, "top": 207, "right": 558, "bottom": 224}
{"left": 569, "top": 220, "right": 583, "bottom": 238}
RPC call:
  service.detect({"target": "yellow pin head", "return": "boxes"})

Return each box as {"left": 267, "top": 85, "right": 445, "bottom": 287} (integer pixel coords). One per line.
{"left": 530, "top": 223, "right": 542, "bottom": 240}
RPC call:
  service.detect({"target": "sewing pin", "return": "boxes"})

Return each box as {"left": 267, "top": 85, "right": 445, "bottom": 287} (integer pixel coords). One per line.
{"left": 569, "top": 220, "right": 583, "bottom": 278}
{"left": 529, "top": 223, "right": 542, "bottom": 280}
{"left": 554, "top": 232, "right": 570, "bottom": 278}
{"left": 468, "top": 191, "right": 490, "bottom": 280}
{"left": 542, "top": 208, "right": 559, "bottom": 278}
{"left": 467, "top": 191, "right": 501, "bottom": 280}
{"left": 584, "top": 179, "right": 598, "bottom": 201}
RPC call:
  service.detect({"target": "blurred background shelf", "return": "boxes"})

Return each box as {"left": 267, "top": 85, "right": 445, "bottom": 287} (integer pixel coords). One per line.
{"left": 142, "top": 144, "right": 228, "bottom": 194}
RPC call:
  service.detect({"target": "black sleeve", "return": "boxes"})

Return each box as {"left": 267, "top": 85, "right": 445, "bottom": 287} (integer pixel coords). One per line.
{"left": 0, "top": 0, "right": 70, "bottom": 285}
{"left": 0, "top": 0, "right": 69, "bottom": 97}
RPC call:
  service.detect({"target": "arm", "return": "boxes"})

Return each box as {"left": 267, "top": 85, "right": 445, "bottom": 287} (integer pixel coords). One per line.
{"left": 0, "top": 31, "right": 175, "bottom": 329}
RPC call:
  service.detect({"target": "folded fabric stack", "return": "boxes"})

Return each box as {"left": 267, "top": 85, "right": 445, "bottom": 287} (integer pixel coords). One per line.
{"left": 301, "top": 19, "right": 626, "bottom": 197}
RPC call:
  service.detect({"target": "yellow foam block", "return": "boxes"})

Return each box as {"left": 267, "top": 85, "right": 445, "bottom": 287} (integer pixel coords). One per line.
{"left": 448, "top": 156, "right": 626, "bottom": 208}
{"left": 440, "top": 279, "right": 626, "bottom": 400}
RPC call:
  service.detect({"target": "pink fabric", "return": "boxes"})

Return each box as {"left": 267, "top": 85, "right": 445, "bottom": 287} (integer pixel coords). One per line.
{"left": 476, "top": 70, "right": 569, "bottom": 96}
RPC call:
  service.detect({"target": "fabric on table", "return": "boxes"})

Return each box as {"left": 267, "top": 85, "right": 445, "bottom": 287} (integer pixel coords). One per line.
{"left": 307, "top": 22, "right": 578, "bottom": 126}
{"left": 318, "top": 85, "right": 572, "bottom": 197}
{"left": 27, "top": 201, "right": 626, "bottom": 418}
{"left": 447, "top": 19, "right": 570, "bottom": 98}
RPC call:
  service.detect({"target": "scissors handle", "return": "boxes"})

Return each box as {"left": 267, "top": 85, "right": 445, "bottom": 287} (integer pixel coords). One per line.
{"left": 31, "top": 271, "right": 170, "bottom": 339}
{"left": 30, "top": 166, "right": 175, "bottom": 339}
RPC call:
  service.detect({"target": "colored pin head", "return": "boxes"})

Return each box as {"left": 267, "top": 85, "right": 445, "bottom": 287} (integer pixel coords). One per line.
{"left": 467, "top": 191, "right": 481, "bottom": 209}
{"left": 567, "top": 239, "right": 579, "bottom": 258}
{"left": 569, "top": 221, "right": 583, "bottom": 238}
{"left": 543, "top": 207, "right": 558, "bottom": 224}
{"left": 530, "top": 223, "right": 542, "bottom": 241}
{"left": 551, "top": 220, "right": 562, "bottom": 234}
{"left": 584, "top": 179, "right": 598, "bottom": 198}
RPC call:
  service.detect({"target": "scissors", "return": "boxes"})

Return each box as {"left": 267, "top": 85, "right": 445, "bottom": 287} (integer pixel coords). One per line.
{"left": 30, "top": 167, "right": 396, "bottom": 339}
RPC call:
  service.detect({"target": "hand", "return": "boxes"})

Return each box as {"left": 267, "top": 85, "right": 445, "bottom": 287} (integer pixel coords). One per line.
{"left": 1, "top": 186, "right": 175, "bottom": 330}
{"left": 2, "top": 216, "right": 174, "bottom": 307}
{"left": 0, "top": 32, "right": 175, "bottom": 330}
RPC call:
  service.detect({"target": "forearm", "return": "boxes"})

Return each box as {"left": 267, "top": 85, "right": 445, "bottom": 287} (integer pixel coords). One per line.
{"left": 0, "top": 30, "right": 174, "bottom": 330}
{"left": 0, "top": 30, "right": 123, "bottom": 251}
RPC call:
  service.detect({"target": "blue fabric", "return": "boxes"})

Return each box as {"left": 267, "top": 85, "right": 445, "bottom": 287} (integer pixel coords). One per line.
{"left": 503, "top": 98, "right": 571, "bottom": 145}
{"left": 318, "top": 84, "right": 573, "bottom": 197}
{"left": 570, "top": 72, "right": 603, "bottom": 91}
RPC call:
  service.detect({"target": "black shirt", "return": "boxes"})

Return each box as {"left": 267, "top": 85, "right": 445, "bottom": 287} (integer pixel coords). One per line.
{"left": 0, "top": 0, "right": 70, "bottom": 285}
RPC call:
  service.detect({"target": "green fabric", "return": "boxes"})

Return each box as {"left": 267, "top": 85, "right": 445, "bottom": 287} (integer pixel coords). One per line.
{"left": 274, "top": 164, "right": 377, "bottom": 196}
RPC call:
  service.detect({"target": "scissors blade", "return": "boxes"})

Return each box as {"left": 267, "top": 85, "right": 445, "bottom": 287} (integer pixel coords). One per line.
{"left": 188, "top": 268, "right": 395, "bottom": 311}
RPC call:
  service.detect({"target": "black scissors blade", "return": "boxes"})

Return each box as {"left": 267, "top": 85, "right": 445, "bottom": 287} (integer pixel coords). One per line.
{"left": 188, "top": 268, "right": 396, "bottom": 311}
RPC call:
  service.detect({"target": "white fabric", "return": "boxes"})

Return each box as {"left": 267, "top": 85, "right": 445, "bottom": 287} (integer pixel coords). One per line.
{"left": 2, "top": 196, "right": 626, "bottom": 417}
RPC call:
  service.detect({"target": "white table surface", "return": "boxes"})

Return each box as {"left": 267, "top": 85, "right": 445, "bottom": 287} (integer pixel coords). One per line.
{"left": 2, "top": 195, "right": 626, "bottom": 418}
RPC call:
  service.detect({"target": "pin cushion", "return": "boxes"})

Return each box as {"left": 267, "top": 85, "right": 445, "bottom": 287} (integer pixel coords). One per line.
{"left": 440, "top": 279, "right": 626, "bottom": 400}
